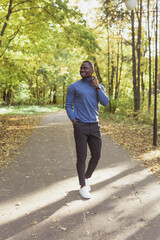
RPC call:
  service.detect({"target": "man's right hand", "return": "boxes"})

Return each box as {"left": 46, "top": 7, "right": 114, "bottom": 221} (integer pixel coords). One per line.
{"left": 72, "top": 119, "right": 77, "bottom": 125}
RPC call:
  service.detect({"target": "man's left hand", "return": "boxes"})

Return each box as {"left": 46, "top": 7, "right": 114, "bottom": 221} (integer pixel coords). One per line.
{"left": 91, "top": 76, "right": 100, "bottom": 91}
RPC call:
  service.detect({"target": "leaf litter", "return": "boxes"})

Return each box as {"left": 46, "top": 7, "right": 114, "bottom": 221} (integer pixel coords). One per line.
{"left": 101, "top": 118, "right": 160, "bottom": 176}
{"left": 0, "top": 114, "right": 42, "bottom": 168}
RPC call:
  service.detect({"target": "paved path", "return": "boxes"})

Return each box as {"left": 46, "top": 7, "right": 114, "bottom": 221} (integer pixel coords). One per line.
{"left": 0, "top": 111, "right": 160, "bottom": 240}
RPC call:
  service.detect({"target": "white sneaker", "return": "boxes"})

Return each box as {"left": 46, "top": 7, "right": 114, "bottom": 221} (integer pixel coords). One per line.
{"left": 79, "top": 186, "right": 91, "bottom": 199}
{"left": 85, "top": 179, "right": 91, "bottom": 192}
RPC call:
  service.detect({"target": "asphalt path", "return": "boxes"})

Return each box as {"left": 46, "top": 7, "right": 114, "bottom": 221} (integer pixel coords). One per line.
{"left": 0, "top": 111, "right": 160, "bottom": 240}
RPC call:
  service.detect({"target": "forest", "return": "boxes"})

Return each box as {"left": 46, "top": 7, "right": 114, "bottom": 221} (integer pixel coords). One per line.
{"left": 0, "top": 0, "right": 160, "bottom": 126}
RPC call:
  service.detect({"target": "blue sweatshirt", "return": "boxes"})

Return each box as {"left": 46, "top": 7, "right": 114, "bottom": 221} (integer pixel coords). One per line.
{"left": 65, "top": 77, "right": 109, "bottom": 123}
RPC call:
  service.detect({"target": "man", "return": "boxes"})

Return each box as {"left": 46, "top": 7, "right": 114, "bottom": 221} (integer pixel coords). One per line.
{"left": 65, "top": 61, "right": 109, "bottom": 199}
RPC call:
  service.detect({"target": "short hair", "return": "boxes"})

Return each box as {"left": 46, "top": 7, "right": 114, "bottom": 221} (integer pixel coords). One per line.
{"left": 82, "top": 61, "right": 94, "bottom": 70}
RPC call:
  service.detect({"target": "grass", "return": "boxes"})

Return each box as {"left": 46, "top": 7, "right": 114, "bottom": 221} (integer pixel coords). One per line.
{"left": 0, "top": 105, "right": 63, "bottom": 115}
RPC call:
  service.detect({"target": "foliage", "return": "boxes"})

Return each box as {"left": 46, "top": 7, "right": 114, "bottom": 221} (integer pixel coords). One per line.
{"left": 13, "top": 81, "right": 31, "bottom": 103}
{"left": 100, "top": 95, "right": 160, "bottom": 128}
{"left": 96, "top": 0, "right": 160, "bottom": 115}
{"left": 0, "top": 0, "right": 99, "bottom": 106}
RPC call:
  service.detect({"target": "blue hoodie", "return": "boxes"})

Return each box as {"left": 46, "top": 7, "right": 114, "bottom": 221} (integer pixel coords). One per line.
{"left": 65, "top": 77, "right": 109, "bottom": 123}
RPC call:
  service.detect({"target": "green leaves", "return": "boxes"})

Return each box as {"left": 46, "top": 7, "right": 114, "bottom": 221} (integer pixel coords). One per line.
{"left": 0, "top": 0, "right": 99, "bottom": 105}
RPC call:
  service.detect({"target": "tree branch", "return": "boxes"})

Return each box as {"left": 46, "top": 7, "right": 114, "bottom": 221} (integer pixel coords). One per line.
{"left": 0, "top": 0, "right": 13, "bottom": 45}
{"left": 122, "top": 37, "right": 132, "bottom": 46}
{"left": 0, "top": 19, "right": 40, "bottom": 59}
{"left": 11, "top": 0, "right": 32, "bottom": 10}
{"left": 12, "top": 6, "right": 43, "bottom": 13}
{"left": 0, "top": 28, "right": 20, "bottom": 58}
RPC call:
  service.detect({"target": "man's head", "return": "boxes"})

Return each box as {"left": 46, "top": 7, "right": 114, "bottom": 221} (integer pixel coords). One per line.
{"left": 80, "top": 61, "right": 94, "bottom": 79}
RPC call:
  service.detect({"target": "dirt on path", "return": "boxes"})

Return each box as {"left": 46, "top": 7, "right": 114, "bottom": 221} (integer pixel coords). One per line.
{"left": 0, "top": 111, "right": 160, "bottom": 240}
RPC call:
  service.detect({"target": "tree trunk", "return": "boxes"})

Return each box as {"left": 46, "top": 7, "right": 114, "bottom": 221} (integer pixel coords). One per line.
{"left": 6, "top": 89, "right": 12, "bottom": 105}
{"left": 110, "top": 59, "right": 115, "bottom": 97}
{"left": 49, "top": 88, "right": 52, "bottom": 104}
{"left": 35, "top": 78, "right": 39, "bottom": 101}
{"left": 0, "top": 0, "right": 13, "bottom": 46}
{"left": 118, "top": 37, "right": 123, "bottom": 97}
{"left": 131, "top": 10, "right": 139, "bottom": 113}
{"left": 94, "top": 61, "right": 102, "bottom": 83}
{"left": 148, "top": 0, "right": 152, "bottom": 110}
{"left": 141, "top": 72, "right": 145, "bottom": 106}
{"left": 3, "top": 89, "right": 6, "bottom": 102}
{"left": 107, "top": 19, "right": 110, "bottom": 93}
{"left": 115, "top": 36, "right": 121, "bottom": 100}
{"left": 108, "top": 59, "right": 116, "bottom": 113}
{"left": 136, "top": 0, "right": 142, "bottom": 110}
{"left": 53, "top": 84, "right": 57, "bottom": 104}
{"left": 63, "top": 80, "right": 65, "bottom": 108}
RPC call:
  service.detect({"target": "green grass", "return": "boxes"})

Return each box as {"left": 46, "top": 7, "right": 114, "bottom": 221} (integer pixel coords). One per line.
{"left": 0, "top": 105, "right": 63, "bottom": 115}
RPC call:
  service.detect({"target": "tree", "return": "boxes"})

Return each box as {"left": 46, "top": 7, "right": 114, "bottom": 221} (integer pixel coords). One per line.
{"left": 0, "top": 0, "right": 99, "bottom": 105}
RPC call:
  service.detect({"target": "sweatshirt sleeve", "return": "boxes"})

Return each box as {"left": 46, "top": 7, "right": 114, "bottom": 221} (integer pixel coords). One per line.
{"left": 65, "top": 84, "right": 75, "bottom": 121}
{"left": 97, "top": 84, "right": 110, "bottom": 106}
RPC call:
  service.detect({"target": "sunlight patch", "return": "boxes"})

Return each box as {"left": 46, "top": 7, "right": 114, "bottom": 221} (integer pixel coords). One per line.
{"left": 0, "top": 164, "right": 153, "bottom": 227}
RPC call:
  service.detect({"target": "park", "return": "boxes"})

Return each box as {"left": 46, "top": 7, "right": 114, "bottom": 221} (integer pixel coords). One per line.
{"left": 0, "top": 0, "right": 160, "bottom": 239}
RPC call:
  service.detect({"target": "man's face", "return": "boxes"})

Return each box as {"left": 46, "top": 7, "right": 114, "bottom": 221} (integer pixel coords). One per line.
{"left": 80, "top": 62, "right": 94, "bottom": 79}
